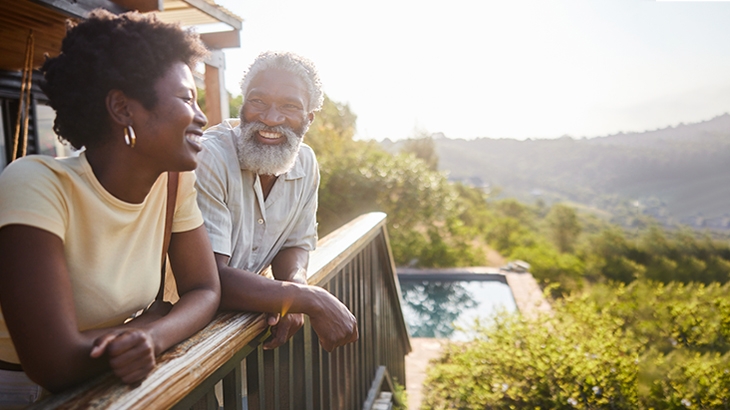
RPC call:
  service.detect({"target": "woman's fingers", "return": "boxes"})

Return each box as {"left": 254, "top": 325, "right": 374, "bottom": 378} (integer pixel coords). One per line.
{"left": 105, "top": 330, "right": 156, "bottom": 383}
{"left": 90, "top": 332, "right": 122, "bottom": 358}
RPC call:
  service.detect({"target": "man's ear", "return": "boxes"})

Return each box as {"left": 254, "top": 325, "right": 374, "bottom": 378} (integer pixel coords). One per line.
{"left": 106, "top": 89, "right": 133, "bottom": 127}
{"left": 307, "top": 112, "right": 315, "bottom": 124}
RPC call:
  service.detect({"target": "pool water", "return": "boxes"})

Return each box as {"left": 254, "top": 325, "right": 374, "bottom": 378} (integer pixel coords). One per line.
{"left": 398, "top": 280, "right": 517, "bottom": 341}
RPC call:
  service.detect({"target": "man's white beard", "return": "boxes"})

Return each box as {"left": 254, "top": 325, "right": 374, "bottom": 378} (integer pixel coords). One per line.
{"left": 236, "top": 121, "right": 305, "bottom": 176}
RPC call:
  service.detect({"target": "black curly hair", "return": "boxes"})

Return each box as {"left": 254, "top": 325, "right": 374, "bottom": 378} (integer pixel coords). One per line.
{"left": 40, "top": 9, "right": 208, "bottom": 149}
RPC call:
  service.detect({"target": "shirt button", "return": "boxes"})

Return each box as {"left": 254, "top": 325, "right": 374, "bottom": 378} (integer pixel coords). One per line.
{"left": 252, "top": 246, "right": 258, "bottom": 251}
{"left": 257, "top": 218, "right": 264, "bottom": 224}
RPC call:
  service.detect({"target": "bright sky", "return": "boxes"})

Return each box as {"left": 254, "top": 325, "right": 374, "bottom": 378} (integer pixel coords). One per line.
{"left": 209, "top": 0, "right": 730, "bottom": 141}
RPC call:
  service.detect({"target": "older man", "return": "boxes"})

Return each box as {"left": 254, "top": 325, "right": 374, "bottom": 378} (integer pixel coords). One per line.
{"left": 195, "top": 51, "right": 357, "bottom": 351}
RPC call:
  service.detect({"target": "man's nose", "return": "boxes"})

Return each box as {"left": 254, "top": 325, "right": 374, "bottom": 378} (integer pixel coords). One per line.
{"left": 260, "top": 106, "right": 285, "bottom": 126}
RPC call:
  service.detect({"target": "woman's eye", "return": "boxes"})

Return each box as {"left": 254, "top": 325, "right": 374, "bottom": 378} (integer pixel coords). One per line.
{"left": 181, "top": 96, "right": 195, "bottom": 105}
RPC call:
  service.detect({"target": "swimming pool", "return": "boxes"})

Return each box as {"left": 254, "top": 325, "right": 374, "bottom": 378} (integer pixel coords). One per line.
{"left": 398, "top": 278, "right": 517, "bottom": 341}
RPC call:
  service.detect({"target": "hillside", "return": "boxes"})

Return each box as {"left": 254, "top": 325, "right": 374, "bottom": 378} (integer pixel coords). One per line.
{"left": 383, "top": 114, "right": 730, "bottom": 229}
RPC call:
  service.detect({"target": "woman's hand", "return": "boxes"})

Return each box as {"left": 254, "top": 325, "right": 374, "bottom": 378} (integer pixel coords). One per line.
{"left": 90, "top": 330, "right": 156, "bottom": 384}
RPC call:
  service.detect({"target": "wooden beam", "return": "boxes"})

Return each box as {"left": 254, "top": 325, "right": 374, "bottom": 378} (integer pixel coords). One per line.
{"left": 111, "top": 0, "right": 162, "bottom": 12}
{"left": 28, "top": 0, "right": 127, "bottom": 18}
{"left": 0, "top": 0, "right": 68, "bottom": 71}
{"left": 180, "top": 0, "right": 242, "bottom": 30}
{"left": 199, "top": 30, "right": 240, "bottom": 50}
{"left": 204, "top": 63, "right": 223, "bottom": 125}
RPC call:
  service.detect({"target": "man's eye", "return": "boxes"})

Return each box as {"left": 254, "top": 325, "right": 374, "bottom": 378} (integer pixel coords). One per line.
{"left": 181, "top": 97, "right": 194, "bottom": 105}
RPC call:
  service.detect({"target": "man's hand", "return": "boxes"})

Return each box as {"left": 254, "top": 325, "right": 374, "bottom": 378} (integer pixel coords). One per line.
{"left": 263, "top": 312, "right": 305, "bottom": 350}
{"left": 90, "top": 329, "right": 156, "bottom": 384}
{"left": 308, "top": 288, "right": 358, "bottom": 352}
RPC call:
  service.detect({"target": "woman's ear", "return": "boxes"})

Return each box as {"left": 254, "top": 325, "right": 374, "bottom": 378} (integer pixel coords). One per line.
{"left": 307, "top": 112, "right": 315, "bottom": 124}
{"left": 106, "top": 89, "right": 133, "bottom": 127}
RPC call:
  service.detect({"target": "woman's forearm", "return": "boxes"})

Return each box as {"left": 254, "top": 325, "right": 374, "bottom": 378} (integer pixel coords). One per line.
{"left": 140, "top": 286, "right": 219, "bottom": 354}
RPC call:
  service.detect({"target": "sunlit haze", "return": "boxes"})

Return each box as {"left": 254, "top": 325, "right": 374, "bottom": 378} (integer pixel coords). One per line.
{"left": 209, "top": 0, "right": 730, "bottom": 141}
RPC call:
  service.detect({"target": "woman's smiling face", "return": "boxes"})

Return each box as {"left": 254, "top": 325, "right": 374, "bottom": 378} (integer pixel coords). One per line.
{"left": 132, "top": 62, "right": 207, "bottom": 172}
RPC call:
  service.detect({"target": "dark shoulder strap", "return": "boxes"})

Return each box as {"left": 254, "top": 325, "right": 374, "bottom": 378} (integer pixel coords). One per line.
{"left": 157, "top": 171, "right": 179, "bottom": 301}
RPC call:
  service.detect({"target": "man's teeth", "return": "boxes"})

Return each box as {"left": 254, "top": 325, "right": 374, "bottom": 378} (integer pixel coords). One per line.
{"left": 186, "top": 133, "right": 201, "bottom": 144}
{"left": 259, "top": 131, "right": 281, "bottom": 140}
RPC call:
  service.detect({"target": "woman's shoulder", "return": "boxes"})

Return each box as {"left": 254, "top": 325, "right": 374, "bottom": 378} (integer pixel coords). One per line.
{"left": 1, "top": 154, "right": 82, "bottom": 180}
{"left": 0, "top": 155, "right": 78, "bottom": 182}
{"left": 0, "top": 155, "right": 87, "bottom": 204}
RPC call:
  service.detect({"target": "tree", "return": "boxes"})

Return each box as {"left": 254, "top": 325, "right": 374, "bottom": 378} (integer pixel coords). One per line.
{"left": 546, "top": 203, "right": 581, "bottom": 253}
{"left": 400, "top": 129, "right": 439, "bottom": 171}
{"left": 229, "top": 93, "right": 242, "bottom": 118}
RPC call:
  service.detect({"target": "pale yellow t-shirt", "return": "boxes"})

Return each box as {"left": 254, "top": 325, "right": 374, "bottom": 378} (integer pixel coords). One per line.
{"left": 0, "top": 153, "right": 203, "bottom": 363}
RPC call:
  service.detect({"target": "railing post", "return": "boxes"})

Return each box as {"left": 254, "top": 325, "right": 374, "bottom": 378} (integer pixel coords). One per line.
{"left": 222, "top": 363, "right": 243, "bottom": 410}
{"left": 303, "top": 321, "right": 315, "bottom": 410}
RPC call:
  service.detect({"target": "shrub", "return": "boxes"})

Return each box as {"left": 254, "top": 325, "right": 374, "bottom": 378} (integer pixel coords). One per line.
{"left": 422, "top": 295, "right": 638, "bottom": 409}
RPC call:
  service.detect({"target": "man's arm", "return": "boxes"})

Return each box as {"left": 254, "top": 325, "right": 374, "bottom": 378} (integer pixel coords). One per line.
{"left": 264, "top": 247, "right": 309, "bottom": 348}
{"left": 216, "top": 253, "right": 357, "bottom": 352}
{"left": 271, "top": 246, "right": 309, "bottom": 284}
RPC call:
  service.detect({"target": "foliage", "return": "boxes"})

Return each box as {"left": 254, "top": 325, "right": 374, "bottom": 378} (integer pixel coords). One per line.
{"left": 229, "top": 93, "right": 242, "bottom": 118}
{"left": 422, "top": 294, "right": 639, "bottom": 409}
{"left": 400, "top": 134, "right": 439, "bottom": 171}
{"left": 391, "top": 379, "right": 408, "bottom": 410}
{"left": 308, "top": 96, "right": 486, "bottom": 267}
{"left": 586, "top": 281, "right": 730, "bottom": 357}
{"left": 582, "top": 225, "right": 730, "bottom": 285}
{"left": 423, "top": 280, "right": 730, "bottom": 409}
{"left": 546, "top": 204, "right": 581, "bottom": 253}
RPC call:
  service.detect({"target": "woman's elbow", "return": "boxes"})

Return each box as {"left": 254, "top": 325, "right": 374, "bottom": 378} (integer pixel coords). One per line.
{"left": 25, "top": 363, "right": 81, "bottom": 394}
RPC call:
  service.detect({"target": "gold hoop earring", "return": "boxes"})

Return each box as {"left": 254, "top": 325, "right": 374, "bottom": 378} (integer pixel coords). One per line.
{"left": 124, "top": 125, "right": 136, "bottom": 148}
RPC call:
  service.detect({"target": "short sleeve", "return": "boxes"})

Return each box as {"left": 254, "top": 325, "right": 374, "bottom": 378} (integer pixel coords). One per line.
{"left": 195, "top": 141, "right": 234, "bottom": 255}
{"left": 0, "top": 157, "right": 68, "bottom": 240}
{"left": 172, "top": 171, "right": 204, "bottom": 233}
{"left": 282, "top": 147, "right": 319, "bottom": 252}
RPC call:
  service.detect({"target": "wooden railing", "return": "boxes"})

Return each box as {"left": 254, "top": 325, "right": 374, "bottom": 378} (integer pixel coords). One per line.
{"left": 31, "top": 212, "right": 411, "bottom": 410}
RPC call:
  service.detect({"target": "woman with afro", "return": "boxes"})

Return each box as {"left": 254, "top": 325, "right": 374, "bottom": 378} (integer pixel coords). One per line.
{"left": 0, "top": 9, "right": 220, "bottom": 405}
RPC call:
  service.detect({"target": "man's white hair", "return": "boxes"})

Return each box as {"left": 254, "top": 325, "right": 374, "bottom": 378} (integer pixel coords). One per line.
{"left": 239, "top": 51, "right": 324, "bottom": 113}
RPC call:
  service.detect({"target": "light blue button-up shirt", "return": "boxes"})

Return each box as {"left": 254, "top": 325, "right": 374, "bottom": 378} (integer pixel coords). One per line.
{"left": 195, "top": 119, "right": 319, "bottom": 274}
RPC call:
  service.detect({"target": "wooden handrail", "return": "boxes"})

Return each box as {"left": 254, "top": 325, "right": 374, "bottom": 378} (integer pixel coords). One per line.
{"left": 30, "top": 313, "right": 268, "bottom": 409}
{"left": 309, "top": 212, "right": 390, "bottom": 284}
{"left": 30, "top": 212, "right": 411, "bottom": 409}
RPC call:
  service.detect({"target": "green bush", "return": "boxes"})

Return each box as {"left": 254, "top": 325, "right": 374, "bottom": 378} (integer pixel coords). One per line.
{"left": 423, "top": 280, "right": 730, "bottom": 409}
{"left": 422, "top": 295, "right": 639, "bottom": 409}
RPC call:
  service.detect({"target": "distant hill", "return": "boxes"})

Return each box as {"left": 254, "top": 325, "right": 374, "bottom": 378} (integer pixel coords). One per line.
{"left": 382, "top": 114, "right": 730, "bottom": 229}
